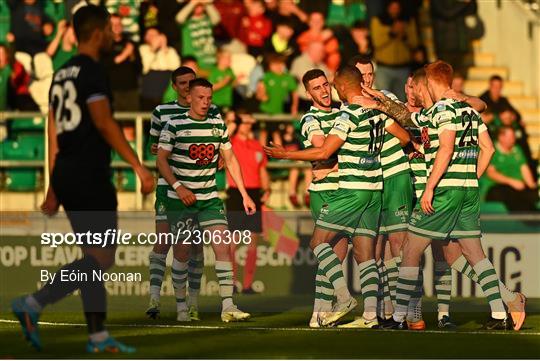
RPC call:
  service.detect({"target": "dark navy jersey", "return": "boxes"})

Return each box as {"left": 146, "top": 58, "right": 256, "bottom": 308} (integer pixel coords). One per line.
{"left": 49, "top": 54, "right": 113, "bottom": 176}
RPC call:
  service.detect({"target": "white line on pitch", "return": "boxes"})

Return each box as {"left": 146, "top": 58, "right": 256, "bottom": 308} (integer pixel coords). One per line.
{"left": 1, "top": 319, "right": 539, "bottom": 336}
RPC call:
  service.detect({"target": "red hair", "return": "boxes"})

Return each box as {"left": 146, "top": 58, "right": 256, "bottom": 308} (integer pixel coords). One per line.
{"left": 425, "top": 61, "right": 453, "bottom": 87}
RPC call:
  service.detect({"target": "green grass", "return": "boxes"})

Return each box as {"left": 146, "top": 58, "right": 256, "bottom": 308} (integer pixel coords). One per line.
{"left": 0, "top": 296, "right": 539, "bottom": 359}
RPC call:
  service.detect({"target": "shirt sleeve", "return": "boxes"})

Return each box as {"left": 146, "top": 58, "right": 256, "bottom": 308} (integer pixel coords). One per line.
{"left": 220, "top": 119, "right": 232, "bottom": 150}
{"left": 433, "top": 104, "right": 457, "bottom": 135}
{"left": 300, "top": 115, "right": 324, "bottom": 142}
{"left": 158, "top": 121, "right": 176, "bottom": 152}
{"left": 149, "top": 107, "right": 162, "bottom": 144}
{"left": 329, "top": 111, "right": 356, "bottom": 141}
{"left": 84, "top": 65, "right": 109, "bottom": 104}
{"left": 514, "top": 145, "right": 527, "bottom": 167}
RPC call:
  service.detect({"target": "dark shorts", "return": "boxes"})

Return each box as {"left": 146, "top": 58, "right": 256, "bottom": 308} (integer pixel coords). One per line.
{"left": 52, "top": 169, "right": 118, "bottom": 247}
{"left": 225, "top": 188, "right": 262, "bottom": 233}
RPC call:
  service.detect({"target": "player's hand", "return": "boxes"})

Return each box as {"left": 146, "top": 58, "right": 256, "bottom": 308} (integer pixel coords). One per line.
{"left": 217, "top": 155, "right": 225, "bottom": 170}
{"left": 41, "top": 187, "right": 60, "bottom": 216}
{"left": 136, "top": 165, "right": 155, "bottom": 194}
{"left": 361, "top": 84, "right": 385, "bottom": 100}
{"left": 263, "top": 142, "right": 287, "bottom": 159}
{"left": 509, "top": 179, "right": 526, "bottom": 191}
{"left": 176, "top": 186, "right": 197, "bottom": 206}
{"left": 420, "top": 187, "right": 435, "bottom": 215}
{"left": 243, "top": 195, "right": 256, "bottom": 215}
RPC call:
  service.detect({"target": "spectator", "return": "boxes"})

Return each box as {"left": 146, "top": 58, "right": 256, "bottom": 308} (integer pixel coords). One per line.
{"left": 46, "top": 20, "right": 77, "bottom": 71}
{"left": 214, "top": 0, "right": 245, "bottom": 43}
{"left": 139, "top": 27, "right": 180, "bottom": 110}
{"left": 486, "top": 126, "right": 538, "bottom": 212}
{"left": 176, "top": 0, "right": 220, "bottom": 70}
{"left": 140, "top": 0, "right": 181, "bottom": 50}
{"left": 226, "top": 112, "right": 270, "bottom": 294}
{"left": 451, "top": 72, "right": 465, "bottom": 93}
{"left": 104, "top": 13, "right": 141, "bottom": 111}
{"left": 43, "top": 0, "right": 67, "bottom": 24}
{"left": 326, "top": 0, "right": 367, "bottom": 27}
{"left": 29, "top": 52, "right": 53, "bottom": 114}
{"left": 480, "top": 75, "right": 532, "bottom": 163}
{"left": 0, "top": 1, "right": 13, "bottom": 44}
{"left": 349, "top": 21, "right": 373, "bottom": 58}
{"left": 410, "top": 45, "right": 427, "bottom": 71}
{"left": 431, "top": 0, "right": 478, "bottom": 75}
{"left": 208, "top": 48, "right": 236, "bottom": 111}
{"left": 10, "top": 0, "right": 54, "bottom": 56}
{"left": 263, "top": 20, "right": 298, "bottom": 66}
{"left": 266, "top": 0, "right": 308, "bottom": 35}
{"left": 370, "top": 0, "right": 418, "bottom": 100}
{"left": 290, "top": 42, "right": 330, "bottom": 112}
{"left": 104, "top": 0, "right": 140, "bottom": 42}
{"left": 5, "top": 44, "right": 38, "bottom": 111}
{"left": 240, "top": 0, "right": 272, "bottom": 58}
{"left": 257, "top": 53, "right": 298, "bottom": 115}
{"left": 296, "top": 12, "right": 340, "bottom": 72}
{"left": 0, "top": 44, "right": 10, "bottom": 111}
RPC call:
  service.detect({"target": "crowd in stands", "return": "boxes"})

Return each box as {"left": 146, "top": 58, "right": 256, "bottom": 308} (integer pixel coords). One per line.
{"left": 0, "top": 0, "right": 537, "bottom": 211}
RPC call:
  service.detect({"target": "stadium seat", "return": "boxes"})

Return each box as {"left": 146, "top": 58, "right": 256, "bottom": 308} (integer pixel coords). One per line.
{"left": 119, "top": 170, "right": 136, "bottom": 192}
{"left": 10, "top": 117, "right": 45, "bottom": 132}
{"left": 480, "top": 201, "right": 508, "bottom": 214}
{"left": 5, "top": 169, "right": 38, "bottom": 191}
{"left": 17, "top": 133, "right": 45, "bottom": 158}
{"left": 0, "top": 139, "right": 35, "bottom": 160}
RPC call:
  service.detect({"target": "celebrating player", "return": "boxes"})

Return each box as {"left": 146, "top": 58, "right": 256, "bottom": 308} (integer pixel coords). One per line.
{"left": 12, "top": 5, "right": 154, "bottom": 353}
{"left": 157, "top": 78, "right": 255, "bottom": 322}
{"left": 296, "top": 69, "right": 349, "bottom": 327}
{"left": 366, "top": 61, "right": 524, "bottom": 330}
{"left": 146, "top": 66, "right": 219, "bottom": 322}
{"left": 265, "top": 66, "right": 410, "bottom": 328}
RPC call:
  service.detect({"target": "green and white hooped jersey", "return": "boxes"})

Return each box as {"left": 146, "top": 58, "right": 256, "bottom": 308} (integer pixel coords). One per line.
{"left": 408, "top": 127, "right": 427, "bottom": 199}
{"left": 158, "top": 111, "right": 231, "bottom": 201}
{"left": 379, "top": 90, "right": 410, "bottom": 179}
{"left": 150, "top": 101, "right": 190, "bottom": 189}
{"left": 299, "top": 106, "right": 340, "bottom": 192}
{"left": 329, "top": 104, "right": 391, "bottom": 191}
{"left": 150, "top": 102, "right": 220, "bottom": 189}
{"left": 411, "top": 99, "right": 487, "bottom": 189}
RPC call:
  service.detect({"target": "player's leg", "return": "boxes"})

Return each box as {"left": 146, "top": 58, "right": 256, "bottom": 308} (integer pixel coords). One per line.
{"left": 431, "top": 240, "right": 456, "bottom": 329}
{"left": 444, "top": 244, "right": 526, "bottom": 330}
{"left": 381, "top": 241, "right": 394, "bottom": 318}
{"left": 374, "top": 236, "right": 393, "bottom": 320}
{"left": 187, "top": 242, "right": 204, "bottom": 320}
{"left": 146, "top": 214, "right": 171, "bottom": 318}
{"left": 452, "top": 190, "right": 513, "bottom": 329}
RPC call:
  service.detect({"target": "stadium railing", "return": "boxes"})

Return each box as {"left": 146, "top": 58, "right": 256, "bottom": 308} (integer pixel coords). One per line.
{"left": 0, "top": 111, "right": 310, "bottom": 210}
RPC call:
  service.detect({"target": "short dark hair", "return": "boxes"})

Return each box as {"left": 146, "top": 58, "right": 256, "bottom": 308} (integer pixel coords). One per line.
{"left": 335, "top": 65, "right": 364, "bottom": 85}
{"left": 171, "top": 66, "right": 196, "bottom": 82}
{"left": 189, "top": 78, "right": 213, "bottom": 91}
{"left": 412, "top": 67, "right": 426, "bottom": 84}
{"left": 73, "top": 5, "right": 110, "bottom": 43}
{"left": 490, "top": 75, "right": 503, "bottom": 82}
{"left": 347, "top": 54, "right": 373, "bottom": 69}
{"left": 302, "top": 69, "right": 326, "bottom": 89}
{"left": 497, "top": 125, "right": 514, "bottom": 138}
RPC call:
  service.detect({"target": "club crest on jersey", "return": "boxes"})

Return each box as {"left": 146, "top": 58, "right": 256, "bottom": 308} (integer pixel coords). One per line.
{"left": 211, "top": 126, "right": 221, "bottom": 137}
{"left": 182, "top": 130, "right": 192, "bottom": 136}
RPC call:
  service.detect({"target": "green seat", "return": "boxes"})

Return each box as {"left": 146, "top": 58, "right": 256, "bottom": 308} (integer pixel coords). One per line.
{"left": 5, "top": 169, "right": 37, "bottom": 191}
{"left": 119, "top": 170, "right": 136, "bottom": 191}
{"left": 10, "top": 117, "right": 45, "bottom": 132}
{"left": 480, "top": 201, "right": 508, "bottom": 214}
{"left": 0, "top": 140, "right": 35, "bottom": 160}
{"left": 17, "top": 133, "right": 45, "bottom": 159}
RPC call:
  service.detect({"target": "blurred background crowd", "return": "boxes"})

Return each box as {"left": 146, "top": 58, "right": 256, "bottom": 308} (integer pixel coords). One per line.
{"left": 0, "top": 0, "right": 538, "bottom": 213}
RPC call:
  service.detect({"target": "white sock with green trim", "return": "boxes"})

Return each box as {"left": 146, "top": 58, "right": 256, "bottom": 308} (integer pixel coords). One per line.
{"left": 358, "top": 259, "right": 379, "bottom": 321}
{"left": 393, "top": 266, "right": 419, "bottom": 322}
{"left": 434, "top": 261, "right": 452, "bottom": 320}
{"left": 313, "top": 243, "right": 350, "bottom": 303}
{"left": 472, "top": 258, "right": 506, "bottom": 319}
{"left": 149, "top": 251, "right": 167, "bottom": 300}
{"left": 171, "top": 258, "right": 188, "bottom": 312}
{"left": 215, "top": 261, "right": 234, "bottom": 310}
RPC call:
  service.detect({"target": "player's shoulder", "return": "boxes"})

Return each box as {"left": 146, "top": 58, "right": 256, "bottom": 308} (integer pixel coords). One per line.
{"left": 433, "top": 98, "right": 458, "bottom": 113}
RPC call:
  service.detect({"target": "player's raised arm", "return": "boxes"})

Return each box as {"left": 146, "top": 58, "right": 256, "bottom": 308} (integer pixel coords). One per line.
{"left": 445, "top": 89, "right": 487, "bottom": 113}
{"left": 477, "top": 125, "right": 495, "bottom": 178}
{"left": 87, "top": 98, "right": 154, "bottom": 194}
{"left": 360, "top": 84, "right": 416, "bottom": 127}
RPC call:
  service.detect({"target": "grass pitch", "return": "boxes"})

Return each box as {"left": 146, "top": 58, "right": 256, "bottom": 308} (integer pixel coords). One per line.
{"left": 0, "top": 296, "right": 538, "bottom": 359}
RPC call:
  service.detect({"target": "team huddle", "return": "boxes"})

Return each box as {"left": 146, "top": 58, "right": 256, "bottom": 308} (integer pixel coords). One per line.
{"left": 146, "top": 56, "right": 526, "bottom": 331}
